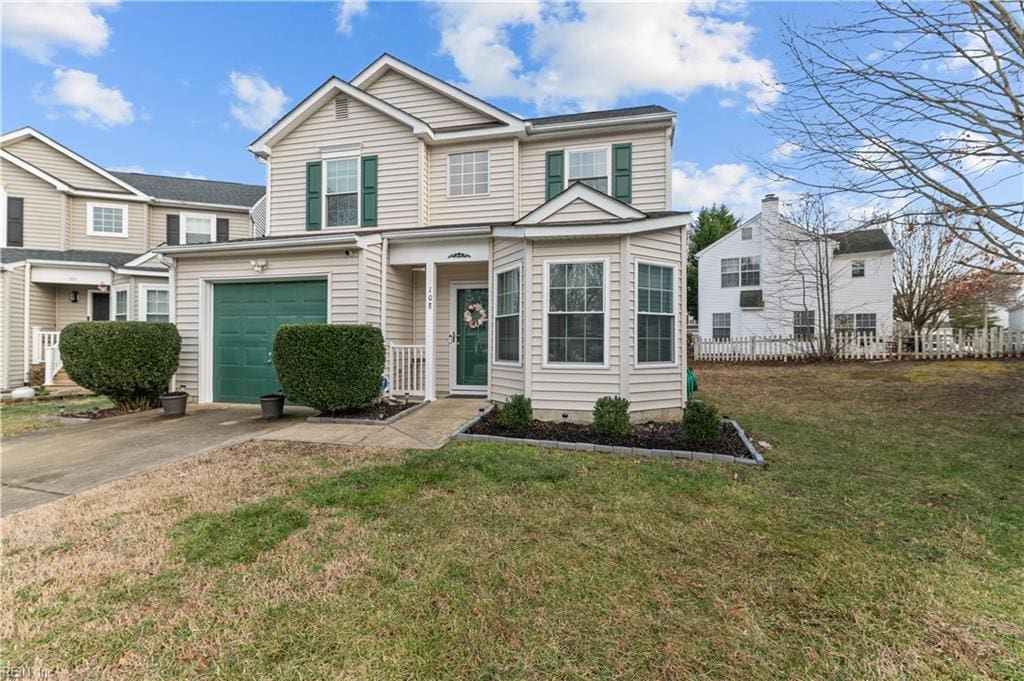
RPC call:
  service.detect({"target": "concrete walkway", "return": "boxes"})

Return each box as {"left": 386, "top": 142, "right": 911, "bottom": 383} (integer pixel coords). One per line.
{"left": 257, "top": 397, "right": 490, "bottom": 450}
{"left": 1, "top": 404, "right": 307, "bottom": 516}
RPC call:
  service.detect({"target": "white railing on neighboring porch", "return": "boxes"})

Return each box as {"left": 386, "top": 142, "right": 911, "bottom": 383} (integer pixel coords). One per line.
{"left": 44, "top": 345, "right": 63, "bottom": 386}
{"left": 32, "top": 328, "right": 60, "bottom": 363}
{"left": 385, "top": 343, "right": 426, "bottom": 397}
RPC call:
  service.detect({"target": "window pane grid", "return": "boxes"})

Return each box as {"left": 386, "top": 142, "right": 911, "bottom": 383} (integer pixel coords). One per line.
{"left": 567, "top": 149, "right": 608, "bottom": 193}
{"left": 146, "top": 289, "right": 170, "bottom": 322}
{"left": 740, "top": 257, "right": 760, "bottom": 286}
{"left": 793, "top": 310, "right": 815, "bottom": 338}
{"left": 448, "top": 151, "right": 488, "bottom": 196}
{"left": 712, "top": 313, "right": 731, "bottom": 340}
{"left": 326, "top": 159, "right": 358, "bottom": 227}
{"left": 721, "top": 258, "right": 740, "bottom": 287}
{"left": 637, "top": 263, "right": 675, "bottom": 363}
{"left": 91, "top": 206, "right": 124, "bottom": 233}
{"left": 495, "top": 269, "right": 520, "bottom": 362}
{"left": 115, "top": 290, "right": 128, "bottom": 321}
{"left": 184, "top": 215, "right": 214, "bottom": 244}
{"left": 547, "top": 262, "right": 605, "bottom": 364}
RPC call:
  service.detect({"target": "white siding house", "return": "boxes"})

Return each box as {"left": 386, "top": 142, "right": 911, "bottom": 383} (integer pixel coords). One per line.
{"left": 697, "top": 195, "right": 894, "bottom": 341}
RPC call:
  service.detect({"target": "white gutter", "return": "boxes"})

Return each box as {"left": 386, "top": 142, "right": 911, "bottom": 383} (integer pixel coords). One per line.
{"left": 113, "top": 267, "right": 169, "bottom": 277}
{"left": 525, "top": 112, "right": 676, "bottom": 135}
{"left": 155, "top": 232, "right": 359, "bottom": 256}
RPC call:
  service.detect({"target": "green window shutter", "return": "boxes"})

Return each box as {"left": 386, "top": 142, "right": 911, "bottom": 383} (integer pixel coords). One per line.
{"left": 612, "top": 143, "right": 632, "bottom": 204}
{"left": 361, "top": 155, "right": 378, "bottom": 227}
{"left": 306, "top": 161, "right": 322, "bottom": 231}
{"left": 545, "top": 150, "right": 564, "bottom": 201}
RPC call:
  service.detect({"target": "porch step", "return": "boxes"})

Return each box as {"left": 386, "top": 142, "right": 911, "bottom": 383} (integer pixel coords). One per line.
{"left": 51, "top": 369, "right": 79, "bottom": 388}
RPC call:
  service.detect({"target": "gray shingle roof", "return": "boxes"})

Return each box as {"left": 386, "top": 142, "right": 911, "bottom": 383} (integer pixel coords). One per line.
{"left": 528, "top": 105, "right": 674, "bottom": 126}
{"left": 834, "top": 229, "right": 893, "bottom": 254}
{"left": 111, "top": 172, "right": 265, "bottom": 208}
{"left": 1, "top": 248, "right": 149, "bottom": 267}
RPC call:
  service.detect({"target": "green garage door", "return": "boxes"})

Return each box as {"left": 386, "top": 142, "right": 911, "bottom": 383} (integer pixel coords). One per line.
{"left": 213, "top": 280, "right": 328, "bottom": 403}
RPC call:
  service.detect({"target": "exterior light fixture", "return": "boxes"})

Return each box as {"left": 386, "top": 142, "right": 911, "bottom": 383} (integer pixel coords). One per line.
{"left": 69, "top": 290, "right": 79, "bottom": 303}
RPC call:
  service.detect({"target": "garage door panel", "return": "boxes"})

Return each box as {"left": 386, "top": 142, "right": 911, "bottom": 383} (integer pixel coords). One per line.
{"left": 213, "top": 280, "right": 328, "bottom": 403}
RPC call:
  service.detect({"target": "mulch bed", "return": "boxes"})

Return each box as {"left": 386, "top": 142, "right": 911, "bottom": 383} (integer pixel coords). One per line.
{"left": 467, "top": 411, "right": 751, "bottom": 458}
{"left": 62, "top": 407, "right": 123, "bottom": 421}
{"left": 316, "top": 400, "right": 417, "bottom": 421}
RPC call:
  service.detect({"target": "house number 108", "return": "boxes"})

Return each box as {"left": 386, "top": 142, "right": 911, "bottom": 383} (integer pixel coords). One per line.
{"left": 427, "top": 288, "right": 433, "bottom": 311}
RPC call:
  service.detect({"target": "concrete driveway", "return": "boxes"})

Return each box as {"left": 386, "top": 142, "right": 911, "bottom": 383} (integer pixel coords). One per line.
{"left": 1, "top": 404, "right": 307, "bottom": 516}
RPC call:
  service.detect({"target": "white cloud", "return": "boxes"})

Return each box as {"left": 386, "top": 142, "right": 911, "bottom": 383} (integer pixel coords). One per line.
{"left": 336, "top": 0, "right": 368, "bottom": 35}
{"left": 433, "top": 1, "right": 779, "bottom": 112}
{"left": 38, "top": 68, "right": 135, "bottom": 127}
{"left": 672, "top": 160, "right": 786, "bottom": 219}
{"left": 228, "top": 72, "right": 290, "bottom": 132}
{"left": 3, "top": 1, "right": 117, "bottom": 63}
{"left": 771, "top": 141, "right": 800, "bottom": 161}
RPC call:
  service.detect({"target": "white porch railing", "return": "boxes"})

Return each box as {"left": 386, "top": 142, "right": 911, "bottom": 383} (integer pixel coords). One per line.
{"left": 32, "top": 328, "right": 60, "bottom": 363}
{"left": 44, "top": 345, "right": 63, "bottom": 386}
{"left": 692, "top": 330, "right": 1024, "bottom": 362}
{"left": 385, "top": 343, "right": 427, "bottom": 397}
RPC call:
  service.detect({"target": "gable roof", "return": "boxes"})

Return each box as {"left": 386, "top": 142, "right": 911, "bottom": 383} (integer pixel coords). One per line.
{"left": 0, "top": 127, "right": 148, "bottom": 198}
{"left": 528, "top": 105, "right": 674, "bottom": 127}
{"left": 517, "top": 182, "right": 646, "bottom": 225}
{"left": 111, "top": 172, "right": 264, "bottom": 209}
{"left": 834, "top": 229, "right": 893, "bottom": 254}
{"left": 351, "top": 53, "right": 525, "bottom": 129}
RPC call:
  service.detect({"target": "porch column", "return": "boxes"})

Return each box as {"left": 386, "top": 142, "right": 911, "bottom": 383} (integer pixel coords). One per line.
{"left": 424, "top": 260, "right": 437, "bottom": 401}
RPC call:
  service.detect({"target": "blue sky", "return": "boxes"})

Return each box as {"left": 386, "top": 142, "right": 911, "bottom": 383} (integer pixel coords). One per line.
{"left": 3, "top": 1, "right": 857, "bottom": 219}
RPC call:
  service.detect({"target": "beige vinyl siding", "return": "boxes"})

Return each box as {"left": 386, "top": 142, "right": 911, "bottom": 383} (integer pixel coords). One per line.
{"left": 147, "top": 205, "right": 250, "bottom": 249}
{"left": 428, "top": 141, "right": 515, "bottom": 225}
{"left": 629, "top": 227, "right": 686, "bottom": 414}
{"left": 542, "top": 198, "right": 620, "bottom": 223}
{"left": 519, "top": 126, "right": 670, "bottom": 217}
{"left": 362, "top": 242, "right": 383, "bottom": 326}
{"left": 529, "top": 238, "right": 622, "bottom": 413}
{"left": 2, "top": 266, "right": 26, "bottom": 387}
{"left": 268, "top": 97, "right": 419, "bottom": 236}
{"left": 1, "top": 159, "right": 63, "bottom": 250}
{"left": 111, "top": 273, "right": 168, "bottom": 320}
{"left": 171, "top": 249, "right": 361, "bottom": 396}
{"left": 54, "top": 285, "right": 90, "bottom": 328}
{"left": 67, "top": 197, "right": 147, "bottom": 253}
{"left": 435, "top": 262, "right": 488, "bottom": 394}
{"left": 490, "top": 237, "right": 525, "bottom": 402}
{"left": 385, "top": 265, "right": 416, "bottom": 344}
{"left": 6, "top": 137, "right": 127, "bottom": 192}
{"left": 29, "top": 283, "right": 57, "bottom": 334}
{"left": 363, "top": 70, "right": 496, "bottom": 129}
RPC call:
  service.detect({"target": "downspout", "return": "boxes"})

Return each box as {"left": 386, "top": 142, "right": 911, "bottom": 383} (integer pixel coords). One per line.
{"left": 157, "top": 254, "right": 178, "bottom": 391}
{"left": 23, "top": 261, "right": 31, "bottom": 385}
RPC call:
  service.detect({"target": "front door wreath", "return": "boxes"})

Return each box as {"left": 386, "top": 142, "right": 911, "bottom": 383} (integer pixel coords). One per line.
{"left": 464, "top": 303, "right": 488, "bottom": 329}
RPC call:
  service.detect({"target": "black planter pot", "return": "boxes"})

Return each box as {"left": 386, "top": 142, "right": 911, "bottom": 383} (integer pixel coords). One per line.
{"left": 260, "top": 394, "right": 285, "bottom": 419}
{"left": 161, "top": 392, "right": 188, "bottom": 418}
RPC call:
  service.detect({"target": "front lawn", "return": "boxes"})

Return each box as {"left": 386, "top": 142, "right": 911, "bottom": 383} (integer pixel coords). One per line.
{"left": 2, "top": 361, "right": 1022, "bottom": 679}
{"left": 0, "top": 395, "right": 113, "bottom": 438}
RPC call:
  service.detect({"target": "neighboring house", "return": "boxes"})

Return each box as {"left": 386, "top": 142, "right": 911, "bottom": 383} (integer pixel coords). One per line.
{"left": 697, "top": 194, "right": 894, "bottom": 341}
{"left": 1009, "top": 304, "right": 1024, "bottom": 331}
{"left": 154, "top": 54, "right": 690, "bottom": 419}
{"left": 0, "top": 127, "right": 264, "bottom": 389}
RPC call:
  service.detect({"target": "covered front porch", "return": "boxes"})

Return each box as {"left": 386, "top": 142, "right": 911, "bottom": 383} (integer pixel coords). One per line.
{"left": 382, "top": 230, "right": 491, "bottom": 402}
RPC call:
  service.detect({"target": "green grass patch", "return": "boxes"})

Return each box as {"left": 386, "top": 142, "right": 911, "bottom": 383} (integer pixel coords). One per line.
{"left": 171, "top": 498, "right": 309, "bottom": 566}
{"left": 0, "top": 395, "right": 113, "bottom": 438}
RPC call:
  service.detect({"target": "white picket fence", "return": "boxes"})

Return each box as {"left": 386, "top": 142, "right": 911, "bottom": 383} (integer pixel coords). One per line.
{"left": 693, "top": 329, "right": 1024, "bottom": 362}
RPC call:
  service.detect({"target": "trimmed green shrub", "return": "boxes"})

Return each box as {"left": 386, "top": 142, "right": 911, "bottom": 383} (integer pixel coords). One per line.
{"left": 683, "top": 400, "right": 721, "bottom": 445}
{"left": 60, "top": 321, "right": 181, "bottom": 411}
{"left": 498, "top": 394, "right": 533, "bottom": 430}
{"left": 593, "top": 396, "right": 631, "bottom": 437}
{"left": 273, "top": 324, "right": 385, "bottom": 412}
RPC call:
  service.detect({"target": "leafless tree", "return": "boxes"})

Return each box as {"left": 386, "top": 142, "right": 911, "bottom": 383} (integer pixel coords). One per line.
{"left": 889, "top": 216, "right": 976, "bottom": 333}
{"left": 762, "top": 1, "right": 1024, "bottom": 273}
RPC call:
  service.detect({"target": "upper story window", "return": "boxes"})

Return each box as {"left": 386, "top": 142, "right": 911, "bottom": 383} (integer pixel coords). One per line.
{"left": 721, "top": 258, "right": 740, "bottom": 287}
{"left": 741, "top": 226, "right": 753, "bottom": 240}
{"left": 546, "top": 260, "right": 607, "bottom": 365}
{"left": 741, "top": 256, "right": 760, "bottom": 286}
{"left": 851, "top": 259, "right": 866, "bottom": 278}
{"left": 182, "top": 213, "right": 216, "bottom": 244}
{"left": 87, "top": 203, "right": 126, "bottom": 237}
{"left": 325, "top": 158, "right": 359, "bottom": 227}
{"left": 448, "top": 151, "right": 488, "bottom": 197}
{"left": 567, "top": 148, "right": 609, "bottom": 193}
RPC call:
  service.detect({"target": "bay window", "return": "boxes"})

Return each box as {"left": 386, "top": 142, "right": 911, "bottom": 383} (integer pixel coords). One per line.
{"left": 495, "top": 266, "right": 521, "bottom": 363}
{"left": 140, "top": 285, "right": 170, "bottom": 322}
{"left": 546, "top": 260, "right": 606, "bottom": 365}
{"left": 637, "top": 262, "right": 676, "bottom": 364}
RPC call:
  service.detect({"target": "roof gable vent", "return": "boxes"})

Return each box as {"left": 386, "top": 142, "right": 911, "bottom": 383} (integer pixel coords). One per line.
{"left": 334, "top": 96, "right": 349, "bottom": 121}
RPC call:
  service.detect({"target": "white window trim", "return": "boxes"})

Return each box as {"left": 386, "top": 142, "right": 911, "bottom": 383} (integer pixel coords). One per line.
{"left": 541, "top": 257, "right": 611, "bottom": 370}
{"left": 179, "top": 211, "right": 217, "bottom": 245}
{"left": 86, "top": 201, "right": 127, "bottom": 238}
{"left": 138, "top": 283, "right": 170, "bottom": 322}
{"left": 322, "top": 156, "right": 361, "bottom": 229}
{"left": 492, "top": 262, "right": 522, "bottom": 367}
{"left": 634, "top": 258, "right": 678, "bottom": 368}
{"left": 564, "top": 145, "right": 612, "bottom": 195}
{"left": 720, "top": 257, "right": 740, "bottom": 288}
{"left": 112, "top": 284, "right": 130, "bottom": 321}
{"left": 446, "top": 149, "right": 490, "bottom": 198}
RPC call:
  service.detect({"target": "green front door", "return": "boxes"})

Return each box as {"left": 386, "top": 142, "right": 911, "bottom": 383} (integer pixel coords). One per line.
{"left": 213, "top": 280, "right": 327, "bottom": 403}
{"left": 455, "top": 287, "right": 488, "bottom": 389}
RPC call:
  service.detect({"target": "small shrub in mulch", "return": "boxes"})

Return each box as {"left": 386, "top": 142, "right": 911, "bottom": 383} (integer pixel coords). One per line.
{"left": 316, "top": 400, "right": 417, "bottom": 420}
{"left": 467, "top": 410, "right": 751, "bottom": 458}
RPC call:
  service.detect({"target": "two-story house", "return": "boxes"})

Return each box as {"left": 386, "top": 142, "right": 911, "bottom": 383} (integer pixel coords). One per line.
{"left": 0, "top": 128, "right": 264, "bottom": 389}
{"left": 154, "top": 55, "right": 690, "bottom": 420}
{"left": 697, "top": 194, "right": 894, "bottom": 343}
